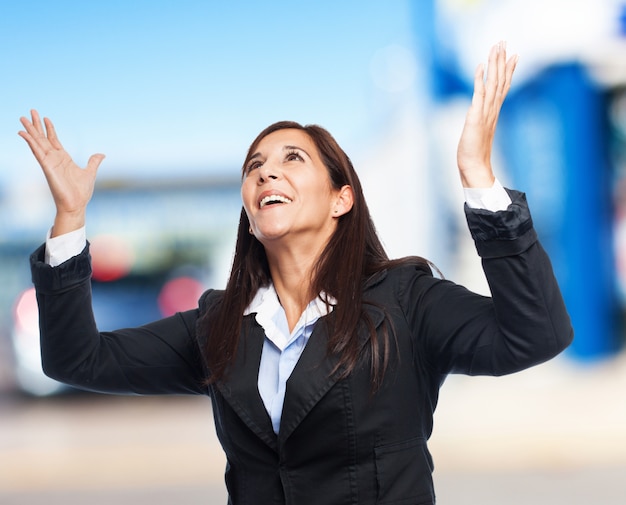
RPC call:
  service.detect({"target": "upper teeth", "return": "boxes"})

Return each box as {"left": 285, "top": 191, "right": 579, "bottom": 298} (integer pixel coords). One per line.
{"left": 260, "top": 195, "right": 292, "bottom": 208}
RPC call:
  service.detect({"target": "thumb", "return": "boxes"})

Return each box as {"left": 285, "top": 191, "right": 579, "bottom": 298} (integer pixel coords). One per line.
{"left": 86, "top": 153, "right": 106, "bottom": 174}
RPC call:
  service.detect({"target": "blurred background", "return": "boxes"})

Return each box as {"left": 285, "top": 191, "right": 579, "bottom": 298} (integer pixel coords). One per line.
{"left": 1, "top": 0, "right": 625, "bottom": 503}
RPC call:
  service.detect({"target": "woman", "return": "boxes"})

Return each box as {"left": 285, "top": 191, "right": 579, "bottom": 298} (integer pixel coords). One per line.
{"left": 20, "top": 43, "right": 572, "bottom": 504}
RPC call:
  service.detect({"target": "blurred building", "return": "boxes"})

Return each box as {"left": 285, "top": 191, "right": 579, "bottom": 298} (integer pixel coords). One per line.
{"left": 0, "top": 176, "right": 240, "bottom": 395}
{"left": 411, "top": 0, "right": 626, "bottom": 360}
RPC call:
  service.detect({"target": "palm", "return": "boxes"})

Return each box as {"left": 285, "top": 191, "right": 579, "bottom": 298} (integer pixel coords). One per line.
{"left": 38, "top": 144, "right": 97, "bottom": 213}
{"left": 19, "top": 110, "right": 104, "bottom": 214}
{"left": 457, "top": 42, "right": 518, "bottom": 188}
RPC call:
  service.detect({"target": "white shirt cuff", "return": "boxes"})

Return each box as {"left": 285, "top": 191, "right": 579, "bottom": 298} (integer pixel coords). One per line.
{"left": 45, "top": 226, "right": 87, "bottom": 267}
{"left": 463, "top": 179, "right": 512, "bottom": 212}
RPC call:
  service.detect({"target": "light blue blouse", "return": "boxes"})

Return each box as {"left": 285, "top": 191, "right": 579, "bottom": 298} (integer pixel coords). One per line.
{"left": 244, "top": 286, "right": 333, "bottom": 434}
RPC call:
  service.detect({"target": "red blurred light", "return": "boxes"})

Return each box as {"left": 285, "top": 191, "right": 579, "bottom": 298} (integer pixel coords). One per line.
{"left": 157, "top": 276, "right": 204, "bottom": 317}
{"left": 13, "top": 287, "right": 39, "bottom": 335}
{"left": 90, "top": 234, "right": 134, "bottom": 282}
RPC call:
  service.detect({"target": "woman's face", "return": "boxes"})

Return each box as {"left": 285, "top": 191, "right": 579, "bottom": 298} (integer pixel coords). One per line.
{"left": 241, "top": 128, "right": 349, "bottom": 249}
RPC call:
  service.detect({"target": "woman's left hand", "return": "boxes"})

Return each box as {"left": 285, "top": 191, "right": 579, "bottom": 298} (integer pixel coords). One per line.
{"left": 457, "top": 41, "right": 518, "bottom": 188}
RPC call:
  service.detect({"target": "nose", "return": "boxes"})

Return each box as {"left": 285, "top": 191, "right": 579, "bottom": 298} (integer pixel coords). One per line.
{"left": 257, "top": 162, "right": 280, "bottom": 183}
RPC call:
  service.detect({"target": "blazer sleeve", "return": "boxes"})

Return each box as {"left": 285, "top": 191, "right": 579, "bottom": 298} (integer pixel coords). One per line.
{"left": 30, "top": 243, "right": 207, "bottom": 395}
{"left": 400, "top": 189, "right": 574, "bottom": 377}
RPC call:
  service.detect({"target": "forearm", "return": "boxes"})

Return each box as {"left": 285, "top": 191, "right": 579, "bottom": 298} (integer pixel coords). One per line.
{"left": 462, "top": 190, "right": 573, "bottom": 374}
{"left": 411, "top": 190, "right": 573, "bottom": 376}
{"left": 30, "top": 244, "right": 206, "bottom": 395}
{"left": 479, "top": 239, "right": 573, "bottom": 374}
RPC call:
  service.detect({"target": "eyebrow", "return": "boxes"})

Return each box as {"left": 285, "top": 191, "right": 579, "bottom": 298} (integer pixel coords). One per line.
{"left": 248, "top": 144, "right": 311, "bottom": 161}
{"left": 284, "top": 145, "right": 310, "bottom": 158}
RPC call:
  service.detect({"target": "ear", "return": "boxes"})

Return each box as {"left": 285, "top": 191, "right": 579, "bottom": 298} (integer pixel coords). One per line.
{"left": 333, "top": 185, "right": 354, "bottom": 218}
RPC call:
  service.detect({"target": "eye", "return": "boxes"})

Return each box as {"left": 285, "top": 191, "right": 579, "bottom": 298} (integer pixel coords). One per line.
{"left": 285, "top": 150, "right": 303, "bottom": 162}
{"left": 245, "top": 160, "right": 262, "bottom": 173}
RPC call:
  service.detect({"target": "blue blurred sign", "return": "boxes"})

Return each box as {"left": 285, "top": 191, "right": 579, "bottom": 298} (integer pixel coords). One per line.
{"left": 498, "top": 64, "right": 620, "bottom": 359}
{"left": 411, "top": 0, "right": 623, "bottom": 360}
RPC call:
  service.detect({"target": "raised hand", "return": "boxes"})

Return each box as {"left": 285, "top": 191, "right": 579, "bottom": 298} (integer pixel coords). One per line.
{"left": 18, "top": 110, "right": 105, "bottom": 236}
{"left": 457, "top": 41, "right": 518, "bottom": 188}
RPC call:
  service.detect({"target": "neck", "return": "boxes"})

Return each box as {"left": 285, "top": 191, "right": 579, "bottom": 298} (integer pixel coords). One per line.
{"left": 264, "top": 238, "right": 326, "bottom": 332}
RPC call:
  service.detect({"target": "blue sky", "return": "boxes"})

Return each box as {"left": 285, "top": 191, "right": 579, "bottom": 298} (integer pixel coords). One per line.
{"left": 0, "top": 0, "right": 417, "bottom": 184}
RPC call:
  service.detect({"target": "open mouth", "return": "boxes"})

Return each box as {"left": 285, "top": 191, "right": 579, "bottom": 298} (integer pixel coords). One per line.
{"left": 259, "top": 195, "right": 292, "bottom": 209}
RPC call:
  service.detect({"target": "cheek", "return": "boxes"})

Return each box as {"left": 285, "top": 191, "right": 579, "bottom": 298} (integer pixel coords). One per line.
{"left": 312, "top": 182, "right": 337, "bottom": 207}
{"left": 240, "top": 182, "right": 254, "bottom": 212}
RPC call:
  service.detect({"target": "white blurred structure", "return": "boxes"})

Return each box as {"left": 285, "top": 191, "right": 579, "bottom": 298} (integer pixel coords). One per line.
{"left": 437, "top": 0, "right": 626, "bottom": 88}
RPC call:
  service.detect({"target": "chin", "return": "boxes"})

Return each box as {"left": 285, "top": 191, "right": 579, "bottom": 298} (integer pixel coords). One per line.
{"left": 254, "top": 226, "right": 290, "bottom": 243}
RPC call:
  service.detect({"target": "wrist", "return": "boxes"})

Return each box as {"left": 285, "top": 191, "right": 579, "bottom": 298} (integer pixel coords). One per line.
{"left": 51, "top": 210, "right": 86, "bottom": 238}
{"left": 459, "top": 167, "right": 495, "bottom": 189}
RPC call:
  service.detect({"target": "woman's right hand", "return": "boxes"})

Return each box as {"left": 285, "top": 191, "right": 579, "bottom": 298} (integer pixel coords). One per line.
{"left": 18, "top": 109, "right": 105, "bottom": 237}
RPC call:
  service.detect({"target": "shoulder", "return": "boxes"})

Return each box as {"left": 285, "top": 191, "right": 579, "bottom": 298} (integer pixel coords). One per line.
{"left": 198, "top": 288, "right": 225, "bottom": 315}
{"left": 364, "top": 259, "right": 436, "bottom": 300}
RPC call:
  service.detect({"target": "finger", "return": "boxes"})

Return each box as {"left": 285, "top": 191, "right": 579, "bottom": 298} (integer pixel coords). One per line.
{"left": 471, "top": 62, "right": 486, "bottom": 109}
{"left": 19, "top": 115, "right": 39, "bottom": 137}
{"left": 19, "top": 114, "right": 53, "bottom": 161}
{"left": 30, "top": 109, "right": 45, "bottom": 136}
{"left": 44, "top": 117, "right": 64, "bottom": 150}
{"left": 503, "top": 54, "right": 519, "bottom": 96}
{"left": 20, "top": 113, "right": 49, "bottom": 147}
{"left": 17, "top": 128, "right": 47, "bottom": 163}
{"left": 483, "top": 43, "right": 499, "bottom": 109}
{"left": 492, "top": 53, "right": 518, "bottom": 111}
{"left": 86, "top": 153, "right": 106, "bottom": 174}
{"left": 496, "top": 42, "right": 507, "bottom": 97}
{"left": 18, "top": 118, "right": 32, "bottom": 143}
{"left": 19, "top": 114, "right": 32, "bottom": 131}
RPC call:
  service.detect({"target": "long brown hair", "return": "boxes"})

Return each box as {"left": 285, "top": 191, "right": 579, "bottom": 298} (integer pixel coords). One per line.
{"left": 199, "top": 121, "right": 432, "bottom": 389}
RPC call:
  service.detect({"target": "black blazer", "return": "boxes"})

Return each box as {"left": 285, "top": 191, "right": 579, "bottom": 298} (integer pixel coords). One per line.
{"left": 31, "top": 190, "right": 573, "bottom": 505}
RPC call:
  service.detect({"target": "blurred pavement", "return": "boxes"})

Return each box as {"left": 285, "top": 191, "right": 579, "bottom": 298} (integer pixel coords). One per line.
{"left": 0, "top": 351, "right": 624, "bottom": 504}
{"left": 430, "top": 351, "right": 626, "bottom": 503}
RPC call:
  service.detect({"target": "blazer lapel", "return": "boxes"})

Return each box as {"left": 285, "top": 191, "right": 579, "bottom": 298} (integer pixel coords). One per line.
{"left": 214, "top": 266, "right": 389, "bottom": 448}
{"left": 278, "top": 303, "right": 386, "bottom": 443}
{"left": 215, "top": 317, "right": 278, "bottom": 450}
